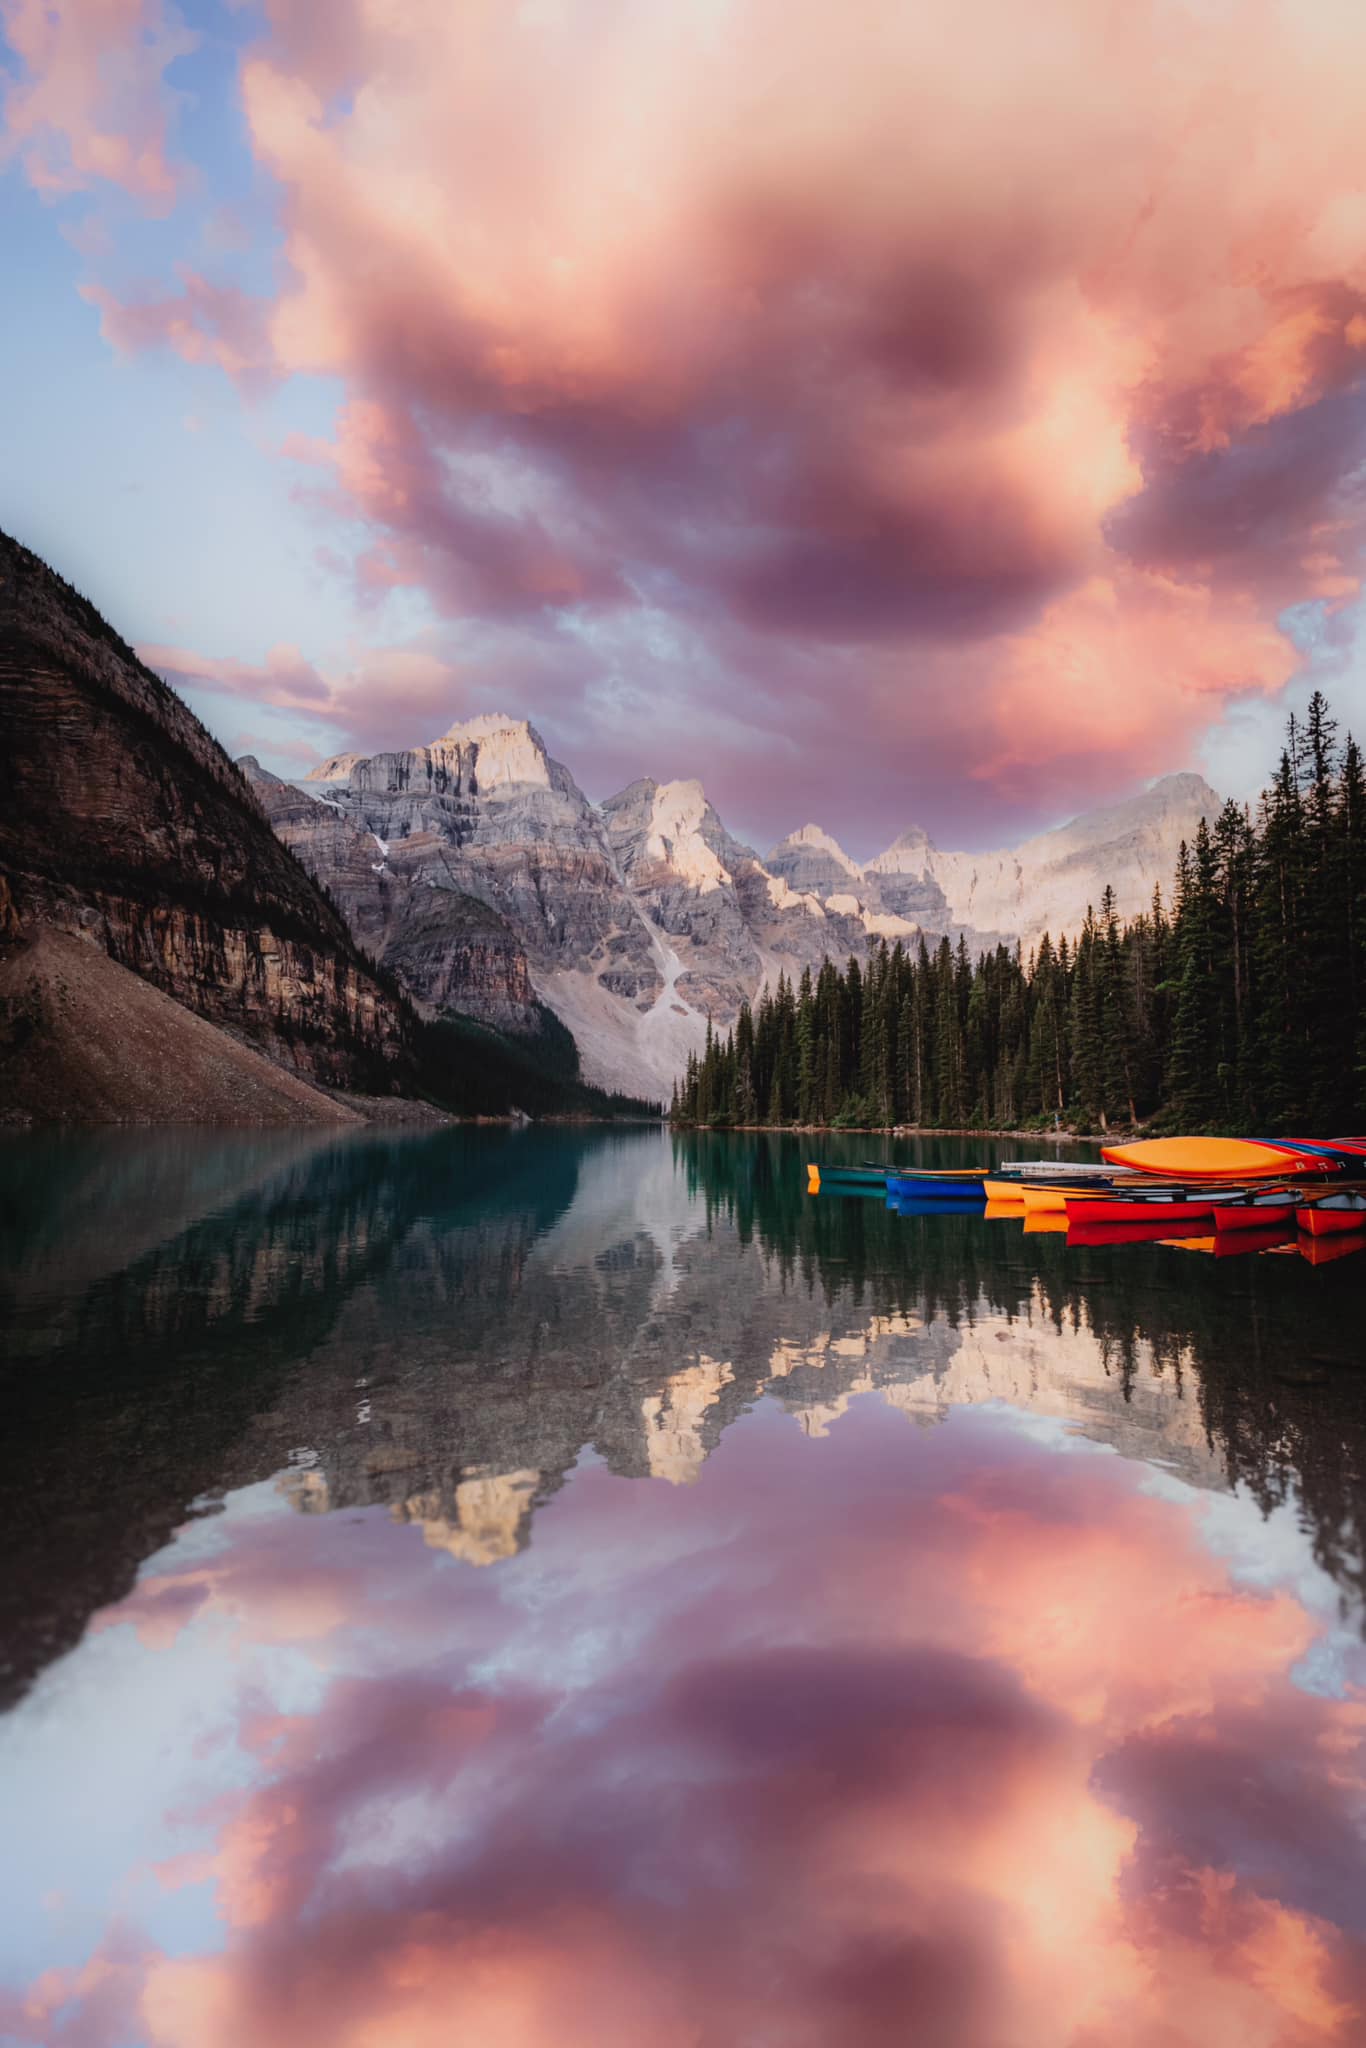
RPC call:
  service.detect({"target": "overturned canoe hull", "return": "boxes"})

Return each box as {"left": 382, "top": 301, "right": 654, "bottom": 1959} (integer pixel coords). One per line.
{"left": 1100, "top": 1137, "right": 1339, "bottom": 1180}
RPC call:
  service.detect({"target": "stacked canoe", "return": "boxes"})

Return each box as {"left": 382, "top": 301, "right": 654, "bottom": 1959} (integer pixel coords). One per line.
{"left": 806, "top": 1137, "right": 1366, "bottom": 1261}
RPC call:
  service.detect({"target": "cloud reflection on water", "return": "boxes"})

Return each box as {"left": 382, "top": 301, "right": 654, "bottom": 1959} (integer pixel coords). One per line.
{"left": 7, "top": 1391, "right": 1364, "bottom": 2048}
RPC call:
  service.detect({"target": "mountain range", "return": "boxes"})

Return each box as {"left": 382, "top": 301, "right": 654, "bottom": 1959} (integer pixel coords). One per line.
{"left": 243, "top": 718, "right": 1220, "bottom": 1099}
{"left": 0, "top": 530, "right": 1223, "bottom": 1115}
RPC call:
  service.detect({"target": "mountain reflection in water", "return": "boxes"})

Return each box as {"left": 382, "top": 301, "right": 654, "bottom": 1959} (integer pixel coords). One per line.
{"left": 1, "top": 1126, "right": 1364, "bottom": 2046}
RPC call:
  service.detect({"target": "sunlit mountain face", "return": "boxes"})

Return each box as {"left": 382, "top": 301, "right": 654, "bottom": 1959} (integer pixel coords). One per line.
{"left": 5, "top": 2, "right": 1366, "bottom": 848}
{"left": 2, "top": 1128, "right": 1364, "bottom": 2045}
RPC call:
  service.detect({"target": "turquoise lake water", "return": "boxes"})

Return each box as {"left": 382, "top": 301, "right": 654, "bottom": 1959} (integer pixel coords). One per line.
{"left": 1, "top": 1126, "right": 1364, "bottom": 2045}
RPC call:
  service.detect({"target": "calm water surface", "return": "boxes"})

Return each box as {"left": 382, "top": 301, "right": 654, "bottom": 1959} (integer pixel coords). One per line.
{"left": 2, "top": 1126, "right": 1365, "bottom": 2046}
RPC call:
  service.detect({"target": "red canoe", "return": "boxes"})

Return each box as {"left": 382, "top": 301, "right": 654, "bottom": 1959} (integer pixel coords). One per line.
{"left": 1064, "top": 1194, "right": 1216, "bottom": 1225}
{"left": 1300, "top": 1194, "right": 1366, "bottom": 1237}
{"left": 1211, "top": 1194, "right": 1299, "bottom": 1231}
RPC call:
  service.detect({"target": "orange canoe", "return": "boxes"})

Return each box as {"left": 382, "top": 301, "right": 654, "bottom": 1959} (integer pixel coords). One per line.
{"left": 1100, "top": 1137, "right": 1337, "bottom": 1180}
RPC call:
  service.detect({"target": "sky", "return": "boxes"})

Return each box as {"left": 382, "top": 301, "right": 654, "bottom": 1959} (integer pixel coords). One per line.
{"left": 3, "top": 0, "right": 1366, "bottom": 854}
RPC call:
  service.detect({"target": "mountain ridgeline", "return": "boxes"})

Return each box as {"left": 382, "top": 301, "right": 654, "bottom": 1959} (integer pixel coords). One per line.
{"left": 0, "top": 532, "right": 655, "bottom": 1123}
{"left": 239, "top": 716, "right": 1220, "bottom": 1105}
{"left": 671, "top": 693, "right": 1366, "bottom": 1136}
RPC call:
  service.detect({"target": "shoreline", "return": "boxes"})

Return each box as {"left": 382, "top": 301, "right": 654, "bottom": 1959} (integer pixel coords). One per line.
{"left": 668, "top": 1123, "right": 1106, "bottom": 1142}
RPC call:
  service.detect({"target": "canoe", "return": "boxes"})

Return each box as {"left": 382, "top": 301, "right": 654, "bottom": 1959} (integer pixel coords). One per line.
{"left": 1276, "top": 1139, "right": 1366, "bottom": 1171}
{"left": 1211, "top": 1191, "right": 1300, "bottom": 1231}
{"left": 812, "top": 1163, "right": 992, "bottom": 1189}
{"left": 888, "top": 1195, "right": 987, "bottom": 1218}
{"left": 1023, "top": 1176, "right": 1185, "bottom": 1215}
{"left": 1299, "top": 1192, "right": 1366, "bottom": 1237}
{"left": 1062, "top": 1191, "right": 1217, "bottom": 1224}
{"left": 982, "top": 1179, "right": 1027, "bottom": 1204}
{"left": 1100, "top": 1137, "right": 1344, "bottom": 1179}
{"left": 885, "top": 1171, "right": 988, "bottom": 1200}
{"left": 992, "top": 1161, "right": 1126, "bottom": 1180}
{"left": 807, "top": 1163, "right": 890, "bottom": 1188}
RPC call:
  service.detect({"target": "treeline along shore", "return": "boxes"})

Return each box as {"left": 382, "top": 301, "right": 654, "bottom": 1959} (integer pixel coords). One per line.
{"left": 671, "top": 693, "right": 1366, "bottom": 1138}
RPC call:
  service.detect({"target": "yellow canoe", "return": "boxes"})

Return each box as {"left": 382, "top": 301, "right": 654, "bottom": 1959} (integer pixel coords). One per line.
{"left": 1019, "top": 1182, "right": 1121, "bottom": 1214}
{"left": 982, "top": 1179, "right": 1025, "bottom": 1205}
{"left": 1100, "top": 1137, "right": 1327, "bottom": 1180}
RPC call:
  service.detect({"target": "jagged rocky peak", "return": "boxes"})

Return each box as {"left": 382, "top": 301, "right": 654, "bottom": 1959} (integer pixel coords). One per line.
{"left": 767, "top": 822, "right": 863, "bottom": 896}
{"left": 601, "top": 777, "right": 736, "bottom": 892}
{"left": 865, "top": 823, "right": 936, "bottom": 874}
{"left": 645, "top": 780, "right": 733, "bottom": 889}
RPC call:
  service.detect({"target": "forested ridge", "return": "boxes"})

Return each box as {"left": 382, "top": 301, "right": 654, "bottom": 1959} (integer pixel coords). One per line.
{"left": 671, "top": 693, "right": 1366, "bottom": 1136}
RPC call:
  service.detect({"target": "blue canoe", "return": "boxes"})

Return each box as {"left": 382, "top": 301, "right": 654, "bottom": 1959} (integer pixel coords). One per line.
{"left": 885, "top": 1172, "right": 987, "bottom": 1201}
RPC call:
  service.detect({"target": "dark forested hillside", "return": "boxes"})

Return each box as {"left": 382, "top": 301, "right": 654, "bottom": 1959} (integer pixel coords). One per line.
{"left": 672, "top": 693, "right": 1365, "bottom": 1136}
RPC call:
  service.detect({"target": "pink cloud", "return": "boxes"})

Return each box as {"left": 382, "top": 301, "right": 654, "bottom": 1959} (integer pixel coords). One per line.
{"left": 35, "top": 0, "right": 1366, "bottom": 837}
{"left": 82, "top": 272, "right": 277, "bottom": 392}
{"left": 0, "top": 0, "right": 192, "bottom": 209}
{"left": 140, "top": 636, "right": 471, "bottom": 750}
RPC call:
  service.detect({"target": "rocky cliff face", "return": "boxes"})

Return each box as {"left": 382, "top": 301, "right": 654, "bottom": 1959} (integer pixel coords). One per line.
{"left": 0, "top": 531, "right": 414, "bottom": 1104}
{"left": 241, "top": 757, "right": 540, "bottom": 1036}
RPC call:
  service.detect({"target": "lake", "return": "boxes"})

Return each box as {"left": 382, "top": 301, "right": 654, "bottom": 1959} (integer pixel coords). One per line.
{"left": 2, "top": 1125, "right": 1364, "bottom": 2046}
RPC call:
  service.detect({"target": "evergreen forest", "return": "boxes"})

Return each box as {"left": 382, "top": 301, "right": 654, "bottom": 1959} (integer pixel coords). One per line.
{"left": 670, "top": 693, "right": 1365, "bottom": 1136}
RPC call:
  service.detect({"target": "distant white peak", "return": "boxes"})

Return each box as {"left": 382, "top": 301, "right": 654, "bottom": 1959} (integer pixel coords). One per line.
{"left": 772, "top": 823, "right": 862, "bottom": 874}
{"left": 1147, "top": 772, "right": 1223, "bottom": 804}
{"left": 647, "top": 780, "right": 730, "bottom": 890}
{"left": 867, "top": 825, "right": 935, "bottom": 872}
